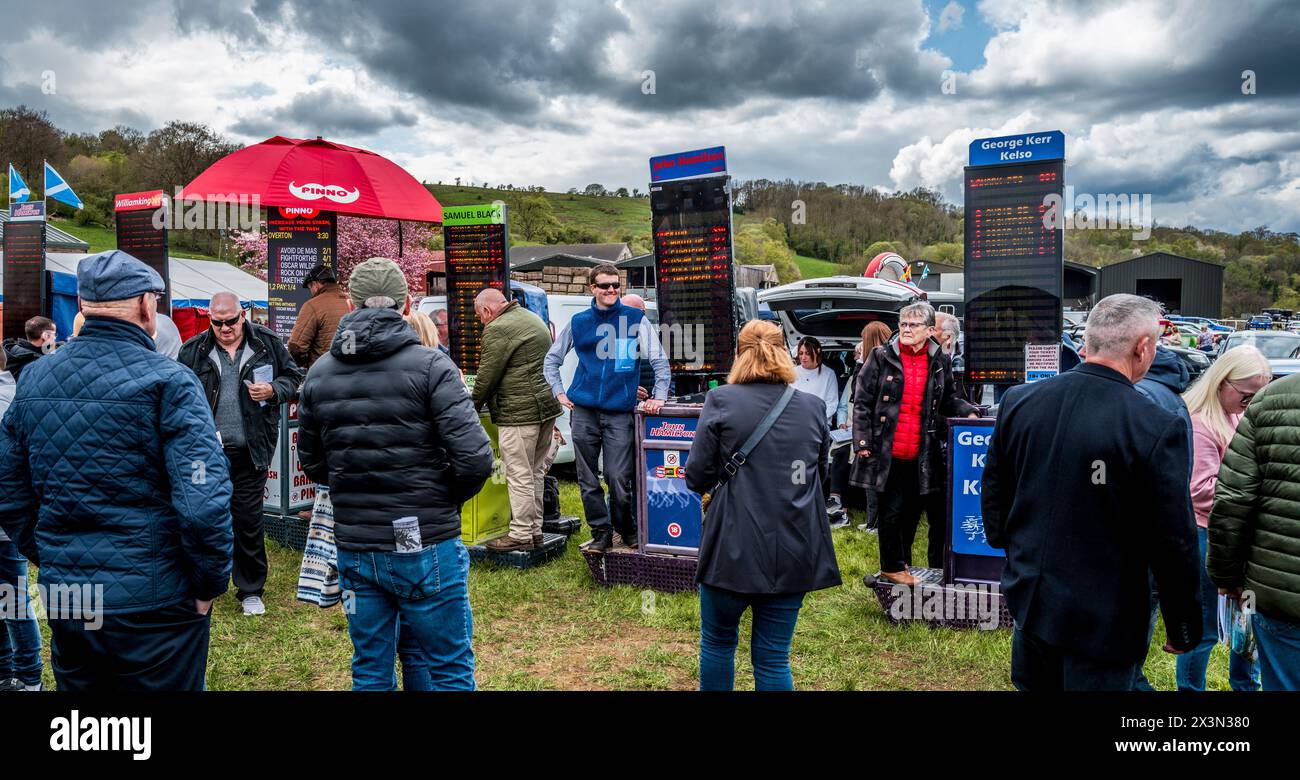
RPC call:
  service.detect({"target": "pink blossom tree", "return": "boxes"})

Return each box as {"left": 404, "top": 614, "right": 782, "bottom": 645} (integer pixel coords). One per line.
{"left": 230, "top": 216, "right": 439, "bottom": 293}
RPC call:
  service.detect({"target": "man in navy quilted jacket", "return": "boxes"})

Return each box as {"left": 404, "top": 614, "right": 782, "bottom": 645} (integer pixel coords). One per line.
{"left": 0, "top": 250, "right": 233, "bottom": 691}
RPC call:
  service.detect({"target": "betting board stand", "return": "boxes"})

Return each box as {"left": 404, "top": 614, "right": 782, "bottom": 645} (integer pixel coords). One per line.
{"left": 114, "top": 190, "right": 170, "bottom": 314}
{"left": 2, "top": 201, "right": 47, "bottom": 342}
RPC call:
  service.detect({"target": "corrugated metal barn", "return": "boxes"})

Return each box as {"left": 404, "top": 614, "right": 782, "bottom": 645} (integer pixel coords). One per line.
{"left": 1097, "top": 252, "right": 1224, "bottom": 317}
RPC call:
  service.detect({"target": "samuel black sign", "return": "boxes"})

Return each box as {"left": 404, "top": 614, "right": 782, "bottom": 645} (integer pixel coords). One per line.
{"left": 443, "top": 203, "right": 509, "bottom": 373}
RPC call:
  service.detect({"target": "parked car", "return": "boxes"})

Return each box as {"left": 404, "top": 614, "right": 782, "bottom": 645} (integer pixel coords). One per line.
{"left": 757, "top": 276, "right": 921, "bottom": 375}
{"left": 1248, "top": 315, "right": 1275, "bottom": 330}
{"left": 1168, "top": 315, "right": 1232, "bottom": 333}
{"left": 1217, "top": 330, "right": 1300, "bottom": 378}
{"left": 1163, "top": 344, "right": 1211, "bottom": 381}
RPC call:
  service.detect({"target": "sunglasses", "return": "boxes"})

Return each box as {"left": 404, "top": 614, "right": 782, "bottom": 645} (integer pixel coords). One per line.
{"left": 211, "top": 313, "right": 244, "bottom": 328}
{"left": 593, "top": 282, "right": 621, "bottom": 290}
{"left": 1225, "top": 380, "right": 1257, "bottom": 405}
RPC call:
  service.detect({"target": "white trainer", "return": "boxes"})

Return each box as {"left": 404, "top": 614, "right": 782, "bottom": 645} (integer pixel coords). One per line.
{"left": 241, "top": 596, "right": 266, "bottom": 616}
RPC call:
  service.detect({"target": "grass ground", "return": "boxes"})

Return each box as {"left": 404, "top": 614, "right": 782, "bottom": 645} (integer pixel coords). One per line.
{"left": 27, "top": 481, "right": 1233, "bottom": 691}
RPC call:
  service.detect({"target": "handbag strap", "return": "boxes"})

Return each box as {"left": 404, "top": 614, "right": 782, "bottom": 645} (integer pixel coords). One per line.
{"left": 716, "top": 384, "right": 796, "bottom": 488}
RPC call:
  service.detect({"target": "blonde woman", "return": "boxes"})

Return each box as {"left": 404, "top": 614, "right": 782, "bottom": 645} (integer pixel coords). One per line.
{"left": 403, "top": 310, "right": 440, "bottom": 349}
{"left": 1179, "top": 345, "right": 1271, "bottom": 691}
{"left": 685, "top": 320, "right": 841, "bottom": 690}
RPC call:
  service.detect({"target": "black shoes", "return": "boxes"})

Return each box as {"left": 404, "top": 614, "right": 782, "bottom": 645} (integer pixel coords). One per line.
{"left": 588, "top": 528, "right": 614, "bottom": 553}
{"left": 622, "top": 532, "right": 639, "bottom": 550}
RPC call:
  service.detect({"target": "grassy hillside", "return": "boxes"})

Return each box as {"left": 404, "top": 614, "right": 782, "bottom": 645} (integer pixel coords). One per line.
{"left": 54, "top": 219, "right": 220, "bottom": 260}
{"left": 426, "top": 184, "right": 652, "bottom": 248}
{"left": 794, "top": 253, "right": 841, "bottom": 279}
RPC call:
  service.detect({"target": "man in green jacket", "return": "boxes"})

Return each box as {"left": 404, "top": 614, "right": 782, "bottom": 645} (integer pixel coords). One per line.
{"left": 1209, "top": 372, "right": 1300, "bottom": 691}
{"left": 473, "top": 288, "right": 563, "bottom": 551}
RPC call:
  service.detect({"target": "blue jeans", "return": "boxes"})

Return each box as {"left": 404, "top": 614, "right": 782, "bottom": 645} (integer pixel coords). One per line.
{"left": 338, "top": 539, "right": 475, "bottom": 691}
{"left": 699, "top": 584, "right": 805, "bottom": 691}
{"left": 1254, "top": 612, "right": 1300, "bottom": 691}
{"left": 0, "top": 540, "right": 42, "bottom": 686}
{"left": 1176, "top": 527, "right": 1259, "bottom": 691}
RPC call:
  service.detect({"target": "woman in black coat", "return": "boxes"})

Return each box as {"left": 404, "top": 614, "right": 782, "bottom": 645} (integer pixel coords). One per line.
{"left": 686, "top": 320, "right": 841, "bottom": 691}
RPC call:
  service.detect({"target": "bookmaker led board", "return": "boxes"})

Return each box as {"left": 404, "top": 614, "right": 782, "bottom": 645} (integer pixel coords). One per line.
{"left": 267, "top": 207, "right": 337, "bottom": 339}
{"left": 443, "top": 203, "right": 509, "bottom": 373}
{"left": 650, "top": 175, "right": 737, "bottom": 375}
{"left": 963, "top": 159, "right": 1064, "bottom": 384}
{"left": 3, "top": 202, "right": 47, "bottom": 341}
{"left": 115, "top": 190, "right": 170, "bottom": 314}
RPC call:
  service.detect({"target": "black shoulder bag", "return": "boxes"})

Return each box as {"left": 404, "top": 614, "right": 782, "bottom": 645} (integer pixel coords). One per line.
{"left": 701, "top": 385, "right": 797, "bottom": 514}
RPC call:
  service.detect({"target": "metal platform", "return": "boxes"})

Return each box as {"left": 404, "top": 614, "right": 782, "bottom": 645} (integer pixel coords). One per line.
{"left": 580, "top": 536, "right": 698, "bottom": 593}
{"left": 867, "top": 567, "right": 1012, "bottom": 630}
{"left": 468, "top": 532, "right": 569, "bottom": 569}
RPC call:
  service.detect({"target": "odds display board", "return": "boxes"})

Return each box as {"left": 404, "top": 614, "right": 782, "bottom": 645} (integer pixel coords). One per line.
{"left": 443, "top": 203, "right": 509, "bottom": 373}
{"left": 266, "top": 207, "right": 336, "bottom": 339}
{"left": 650, "top": 173, "right": 737, "bottom": 375}
{"left": 114, "top": 190, "right": 170, "bottom": 314}
{"left": 2, "top": 201, "right": 47, "bottom": 341}
{"left": 963, "top": 143, "right": 1064, "bottom": 384}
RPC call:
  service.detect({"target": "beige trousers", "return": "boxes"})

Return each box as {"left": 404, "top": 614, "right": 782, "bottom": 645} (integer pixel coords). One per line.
{"left": 498, "top": 419, "right": 557, "bottom": 541}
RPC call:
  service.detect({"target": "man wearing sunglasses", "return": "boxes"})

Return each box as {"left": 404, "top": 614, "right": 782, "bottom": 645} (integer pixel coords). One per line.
{"left": 178, "top": 292, "right": 304, "bottom": 616}
{"left": 543, "top": 264, "right": 670, "bottom": 552}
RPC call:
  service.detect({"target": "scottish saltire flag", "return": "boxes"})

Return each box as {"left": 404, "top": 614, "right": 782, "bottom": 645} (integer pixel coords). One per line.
{"left": 922, "top": 263, "right": 930, "bottom": 280}
{"left": 8, "top": 164, "right": 31, "bottom": 203}
{"left": 43, "top": 161, "right": 82, "bottom": 209}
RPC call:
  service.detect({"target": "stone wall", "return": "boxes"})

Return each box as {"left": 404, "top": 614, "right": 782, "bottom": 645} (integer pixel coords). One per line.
{"left": 512, "top": 266, "right": 628, "bottom": 295}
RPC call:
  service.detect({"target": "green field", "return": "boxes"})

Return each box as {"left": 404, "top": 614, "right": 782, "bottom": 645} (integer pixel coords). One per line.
{"left": 54, "top": 220, "right": 219, "bottom": 260}
{"left": 23, "top": 480, "right": 1231, "bottom": 691}
{"left": 794, "top": 253, "right": 842, "bottom": 280}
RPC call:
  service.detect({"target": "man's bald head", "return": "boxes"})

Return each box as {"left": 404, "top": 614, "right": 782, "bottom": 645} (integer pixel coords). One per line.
{"left": 474, "top": 287, "right": 509, "bottom": 324}
{"left": 621, "top": 293, "right": 646, "bottom": 311}
{"left": 210, "top": 291, "right": 241, "bottom": 318}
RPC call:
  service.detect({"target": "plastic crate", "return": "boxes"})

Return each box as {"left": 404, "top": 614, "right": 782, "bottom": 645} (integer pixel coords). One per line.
{"left": 264, "top": 511, "right": 308, "bottom": 552}
{"left": 542, "top": 514, "right": 582, "bottom": 536}
{"left": 867, "top": 567, "right": 1012, "bottom": 631}
{"left": 467, "top": 533, "right": 568, "bottom": 569}
{"left": 581, "top": 542, "right": 698, "bottom": 593}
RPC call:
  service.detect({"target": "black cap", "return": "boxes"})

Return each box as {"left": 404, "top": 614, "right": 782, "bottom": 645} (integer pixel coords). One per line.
{"left": 302, "top": 263, "right": 337, "bottom": 287}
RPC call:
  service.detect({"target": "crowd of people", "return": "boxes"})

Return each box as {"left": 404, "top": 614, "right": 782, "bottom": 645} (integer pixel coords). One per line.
{"left": 0, "top": 248, "right": 1296, "bottom": 693}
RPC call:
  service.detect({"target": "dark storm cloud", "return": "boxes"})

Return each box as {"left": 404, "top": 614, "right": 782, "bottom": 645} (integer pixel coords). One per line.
{"left": 229, "top": 87, "right": 418, "bottom": 138}
{"left": 0, "top": 0, "right": 158, "bottom": 44}
{"left": 173, "top": 0, "right": 269, "bottom": 45}
{"left": 216, "top": 0, "right": 952, "bottom": 121}
{"left": 238, "top": 0, "right": 631, "bottom": 123}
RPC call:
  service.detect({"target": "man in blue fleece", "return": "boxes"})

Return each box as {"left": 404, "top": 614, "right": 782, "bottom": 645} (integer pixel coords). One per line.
{"left": 544, "top": 263, "right": 670, "bottom": 552}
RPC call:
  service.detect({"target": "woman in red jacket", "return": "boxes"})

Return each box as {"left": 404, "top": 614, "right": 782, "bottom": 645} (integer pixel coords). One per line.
{"left": 851, "top": 303, "right": 979, "bottom": 586}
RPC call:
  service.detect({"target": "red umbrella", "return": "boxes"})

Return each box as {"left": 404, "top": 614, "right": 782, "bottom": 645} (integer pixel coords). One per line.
{"left": 178, "top": 136, "right": 441, "bottom": 223}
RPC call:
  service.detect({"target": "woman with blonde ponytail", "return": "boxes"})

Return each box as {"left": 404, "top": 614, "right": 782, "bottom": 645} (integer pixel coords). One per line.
{"left": 1178, "top": 344, "right": 1271, "bottom": 691}
{"left": 687, "top": 320, "right": 841, "bottom": 690}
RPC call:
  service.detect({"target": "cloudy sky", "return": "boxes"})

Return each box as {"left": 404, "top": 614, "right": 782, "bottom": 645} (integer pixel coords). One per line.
{"left": 3, "top": 0, "right": 1298, "bottom": 232}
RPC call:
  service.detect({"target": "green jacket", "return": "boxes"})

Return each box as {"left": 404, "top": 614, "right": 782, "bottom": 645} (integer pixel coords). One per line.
{"left": 472, "top": 301, "right": 563, "bottom": 426}
{"left": 1209, "top": 373, "right": 1300, "bottom": 623}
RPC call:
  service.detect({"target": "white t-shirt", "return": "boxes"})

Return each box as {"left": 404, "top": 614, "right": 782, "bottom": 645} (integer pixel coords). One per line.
{"left": 794, "top": 364, "right": 839, "bottom": 425}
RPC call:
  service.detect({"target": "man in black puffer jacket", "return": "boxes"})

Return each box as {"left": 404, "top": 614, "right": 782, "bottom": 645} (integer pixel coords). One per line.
{"left": 298, "top": 258, "right": 493, "bottom": 691}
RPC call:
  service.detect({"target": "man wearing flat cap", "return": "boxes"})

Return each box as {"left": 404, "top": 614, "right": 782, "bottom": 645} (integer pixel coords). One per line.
{"left": 0, "top": 250, "right": 234, "bottom": 691}
{"left": 288, "top": 262, "right": 349, "bottom": 370}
